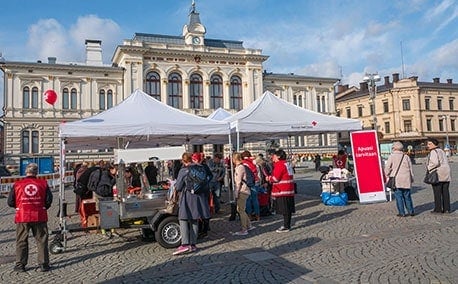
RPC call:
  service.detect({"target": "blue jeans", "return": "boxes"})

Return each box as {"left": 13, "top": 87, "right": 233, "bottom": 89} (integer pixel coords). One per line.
{"left": 246, "top": 186, "right": 260, "bottom": 216}
{"left": 394, "top": 188, "right": 414, "bottom": 216}
{"left": 210, "top": 181, "right": 221, "bottom": 213}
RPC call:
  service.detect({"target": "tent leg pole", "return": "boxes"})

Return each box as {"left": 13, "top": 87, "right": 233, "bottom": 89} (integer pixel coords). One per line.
{"left": 59, "top": 138, "right": 68, "bottom": 250}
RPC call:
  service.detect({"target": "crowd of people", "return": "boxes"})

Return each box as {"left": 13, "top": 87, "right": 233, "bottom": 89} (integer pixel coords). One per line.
{"left": 7, "top": 138, "right": 453, "bottom": 270}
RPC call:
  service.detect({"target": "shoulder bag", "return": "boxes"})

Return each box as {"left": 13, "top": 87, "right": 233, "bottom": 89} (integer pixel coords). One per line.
{"left": 386, "top": 155, "right": 405, "bottom": 190}
{"left": 424, "top": 150, "right": 440, "bottom": 185}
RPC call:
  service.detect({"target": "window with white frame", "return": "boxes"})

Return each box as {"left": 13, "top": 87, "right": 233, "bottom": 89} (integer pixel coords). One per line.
{"left": 21, "top": 129, "right": 39, "bottom": 154}
{"left": 99, "top": 89, "right": 113, "bottom": 110}
{"left": 229, "top": 75, "right": 242, "bottom": 110}
{"left": 167, "top": 72, "right": 182, "bottom": 108}
{"left": 210, "top": 74, "right": 223, "bottom": 109}
{"left": 145, "top": 71, "right": 161, "bottom": 101}
{"left": 22, "top": 86, "right": 39, "bottom": 109}
{"left": 189, "top": 73, "right": 203, "bottom": 109}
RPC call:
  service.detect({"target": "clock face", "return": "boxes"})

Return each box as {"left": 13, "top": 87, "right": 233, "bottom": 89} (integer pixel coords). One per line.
{"left": 192, "top": 37, "right": 200, "bottom": 44}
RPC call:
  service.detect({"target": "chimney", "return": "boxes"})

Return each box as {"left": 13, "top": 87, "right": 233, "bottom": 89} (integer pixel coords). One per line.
{"left": 85, "top": 39, "right": 103, "bottom": 66}
{"left": 392, "top": 73, "right": 399, "bottom": 83}
{"left": 337, "top": 85, "right": 344, "bottom": 93}
{"left": 384, "top": 76, "right": 390, "bottom": 86}
{"left": 447, "top": 79, "right": 453, "bottom": 84}
{"left": 359, "top": 82, "right": 368, "bottom": 91}
{"left": 48, "top": 57, "right": 56, "bottom": 64}
{"left": 433, "top": 77, "right": 440, "bottom": 83}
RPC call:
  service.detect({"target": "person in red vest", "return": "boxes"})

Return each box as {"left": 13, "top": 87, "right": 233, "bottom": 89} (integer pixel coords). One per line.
{"left": 266, "top": 149, "right": 295, "bottom": 232}
{"left": 332, "top": 149, "right": 348, "bottom": 169}
{"left": 7, "top": 163, "right": 53, "bottom": 272}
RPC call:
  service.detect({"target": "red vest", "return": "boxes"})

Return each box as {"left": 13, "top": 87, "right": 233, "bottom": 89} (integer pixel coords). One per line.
{"left": 13, "top": 177, "right": 49, "bottom": 223}
{"left": 269, "top": 160, "right": 295, "bottom": 197}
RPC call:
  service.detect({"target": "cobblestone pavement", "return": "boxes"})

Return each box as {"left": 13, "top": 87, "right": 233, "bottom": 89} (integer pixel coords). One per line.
{"left": 0, "top": 157, "right": 456, "bottom": 283}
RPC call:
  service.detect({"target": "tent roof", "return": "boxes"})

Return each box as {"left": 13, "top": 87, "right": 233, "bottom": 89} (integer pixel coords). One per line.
{"left": 224, "top": 90, "right": 361, "bottom": 141}
{"left": 207, "top": 107, "right": 232, "bottom": 121}
{"left": 59, "top": 89, "right": 231, "bottom": 149}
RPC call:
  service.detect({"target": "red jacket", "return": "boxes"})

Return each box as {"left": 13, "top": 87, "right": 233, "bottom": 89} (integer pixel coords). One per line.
{"left": 9, "top": 177, "right": 52, "bottom": 223}
{"left": 268, "top": 160, "right": 294, "bottom": 197}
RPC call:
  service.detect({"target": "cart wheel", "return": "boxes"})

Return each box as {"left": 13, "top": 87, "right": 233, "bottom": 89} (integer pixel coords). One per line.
{"left": 50, "top": 242, "right": 64, "bottom": 254}
{"left": 155, "top": 216, "right": 181, "bottom": 249}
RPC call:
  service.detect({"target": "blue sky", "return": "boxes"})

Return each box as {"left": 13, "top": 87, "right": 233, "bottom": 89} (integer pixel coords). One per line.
{"left": 1, "top": 0, "right": 457, "bottom": 89}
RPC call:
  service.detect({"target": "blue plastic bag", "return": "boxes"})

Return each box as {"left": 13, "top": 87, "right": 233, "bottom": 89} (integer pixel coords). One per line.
{"left": 321, "top": 192, "right": 348, "bottom": 206}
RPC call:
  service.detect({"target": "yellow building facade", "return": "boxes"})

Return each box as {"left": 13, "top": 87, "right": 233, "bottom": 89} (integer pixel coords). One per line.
{"left": 336, "top": 74, "right": 457, "bottom": 156}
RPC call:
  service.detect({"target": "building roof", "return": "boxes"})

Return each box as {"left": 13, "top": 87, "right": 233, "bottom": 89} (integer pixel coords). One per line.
{"left": 263, "top": 72, "right": 339, "bottom": 83}
{"left": 133, "top": 33, "right": 245, "bottom": 49}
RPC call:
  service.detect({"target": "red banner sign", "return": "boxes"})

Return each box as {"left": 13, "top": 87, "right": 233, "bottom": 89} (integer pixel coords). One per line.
{"left": 350, "top": 130, "right": 387, "bottom": 203}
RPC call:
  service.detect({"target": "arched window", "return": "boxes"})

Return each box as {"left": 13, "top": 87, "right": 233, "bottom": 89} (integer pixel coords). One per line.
{"left": 62, "top": 88, "right": 69, "bottom": 109}
{"left": 70, "top": 88, "right": 77, "bottom": 109}
{"left": 23, "top": 87, "right": 30, "bottom": 108}
{"left": 189, "top": 73, "right": 203, "bottom": 109}
{"left": 107, "top": 89, "right": 113, "bottom": 109}
{"left": 210, "top": 74, "right": 223, "bottom": 109}
{"left": 229, "top": 75, "right": 242, "bottom": 110}
{"left": 145, "top": 71, "right": 161, "bottom": 101}
{"left": 99, "top": 89, "right": 106, "bottom": 110}
{"left": 293, "top": 95, "right": 298, "bottom": 106}
{"left": 31, "top": 87, "right": 39, "bottom": 108}
{"left": 21, "top": 130, "right": 39, "bottom": 154}
{"left": 298, "top": 95, "right": 303, "bottom": 107}
{"left": 167, "top": 73, "right": 182, "bottom": 108}
{"left": 99, "top": 89, "right": 114, "bottom": 110}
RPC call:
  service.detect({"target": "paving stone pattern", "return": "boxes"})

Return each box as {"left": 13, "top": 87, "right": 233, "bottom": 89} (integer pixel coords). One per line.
{"left": 0, "top": 157, "right": 456, "bottom": 283}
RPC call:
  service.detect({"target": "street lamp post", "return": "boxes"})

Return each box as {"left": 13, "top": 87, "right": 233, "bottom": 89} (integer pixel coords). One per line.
{"left": 442, "top": 115, "right": 450, "bottom": 156}
{"left": 363, "top": 73, "right": 381, "bottom": 132}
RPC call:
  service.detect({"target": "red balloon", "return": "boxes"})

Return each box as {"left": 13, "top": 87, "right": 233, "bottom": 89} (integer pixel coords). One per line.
{"left": 44, "top": 89, "right": 57, "bottom": 106}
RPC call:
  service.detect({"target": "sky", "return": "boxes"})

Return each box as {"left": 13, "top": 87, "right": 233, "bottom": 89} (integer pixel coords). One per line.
{"left": 1, "top": 0, "right": 457, "bottom": 91}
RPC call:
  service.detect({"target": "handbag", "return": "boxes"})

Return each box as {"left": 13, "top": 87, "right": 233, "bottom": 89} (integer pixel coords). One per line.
{"left": 423, "top": 169, "right": 439, "bottom": 184}
{"left": 424, "top": 150, "right": 440, "bottom": 185}
{"left": 164, "top": 189, "right": 179, "bottom": 214}
{"left": 386, "top": 155, "right": 405, "bottom": 190}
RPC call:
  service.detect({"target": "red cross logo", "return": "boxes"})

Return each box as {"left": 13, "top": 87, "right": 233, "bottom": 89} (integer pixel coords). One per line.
{"left": 311, "top": 120, "right": 318, "bottom": 126}
{"left": 24, "top": 184, "right": 38, "bottom": 196}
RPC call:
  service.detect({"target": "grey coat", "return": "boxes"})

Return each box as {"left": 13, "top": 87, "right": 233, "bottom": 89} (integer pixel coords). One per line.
{"left": 426, "top": 148, "right": 451, "bottom": 182}
{"left": 175, "top": 165, "right": 210, "bottom": 220}
{"left": 384, "top": 150, "right": 413, "bottom": 189}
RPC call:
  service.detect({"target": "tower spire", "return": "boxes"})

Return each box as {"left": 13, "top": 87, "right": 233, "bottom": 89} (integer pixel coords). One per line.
{"left": 190, "top": 0, "right": 196, "bottom": 14}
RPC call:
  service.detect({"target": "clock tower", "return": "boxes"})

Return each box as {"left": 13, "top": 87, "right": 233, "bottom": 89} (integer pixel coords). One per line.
{"left": 183, "top": 0, "right": 206, "bottom": 45}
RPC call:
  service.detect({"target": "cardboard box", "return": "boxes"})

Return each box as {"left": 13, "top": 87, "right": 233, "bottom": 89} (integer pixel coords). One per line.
{"left": 86, "top": 214, "right": 100, "bottom": 233}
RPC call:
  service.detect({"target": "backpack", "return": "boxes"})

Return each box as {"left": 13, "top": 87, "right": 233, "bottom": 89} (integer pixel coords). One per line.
{"left": 242, "top": 165, "right": 256, "bottom": 188}
{"left": 187, "top": 164, "right": 210, "bottom": 194}
{"left": 87, "top": 168, "right": 103, "bottom": 193}
{"left": 73, "top": 166, "right": 99, "bottom": 198}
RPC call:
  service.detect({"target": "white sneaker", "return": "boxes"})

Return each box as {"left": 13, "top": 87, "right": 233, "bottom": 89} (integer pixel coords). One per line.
{"left": 233, "top": 230, "right": 248, "bottom": 236}
{"left": 276, "top": 226, "right": 290, "bottom": 233}
{"left": 248, "top": 225, "right": 256, "bottom": 231}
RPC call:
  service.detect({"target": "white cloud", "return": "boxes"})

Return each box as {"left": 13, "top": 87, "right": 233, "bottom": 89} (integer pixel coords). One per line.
{"left": 69, "top": 15, "right": 122, "bottom": 63}
{"left": 425, "top": 0, "right": 454, "bottom": 21}
{"left": 434, "top": 5, "right": 458, "bottom": 33}
{"left": 27, "top": 19, "right": 72, "bottom": 62}
{"left": 25, "top": 16, "right": 121, "bottom": 64}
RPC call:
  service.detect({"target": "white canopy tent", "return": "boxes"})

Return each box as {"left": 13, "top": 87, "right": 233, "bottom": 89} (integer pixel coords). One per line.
{"left": 207, "top": 107, "right": 232, "bottom": 121}
{"left": 59, "top": 89, "right": 232, "bottom": 149}
{"left": 56, "top": 89, "right": 233, "bottom": 234}
{"left": 223, "top": 90, "right": 362, "bottom": 147}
